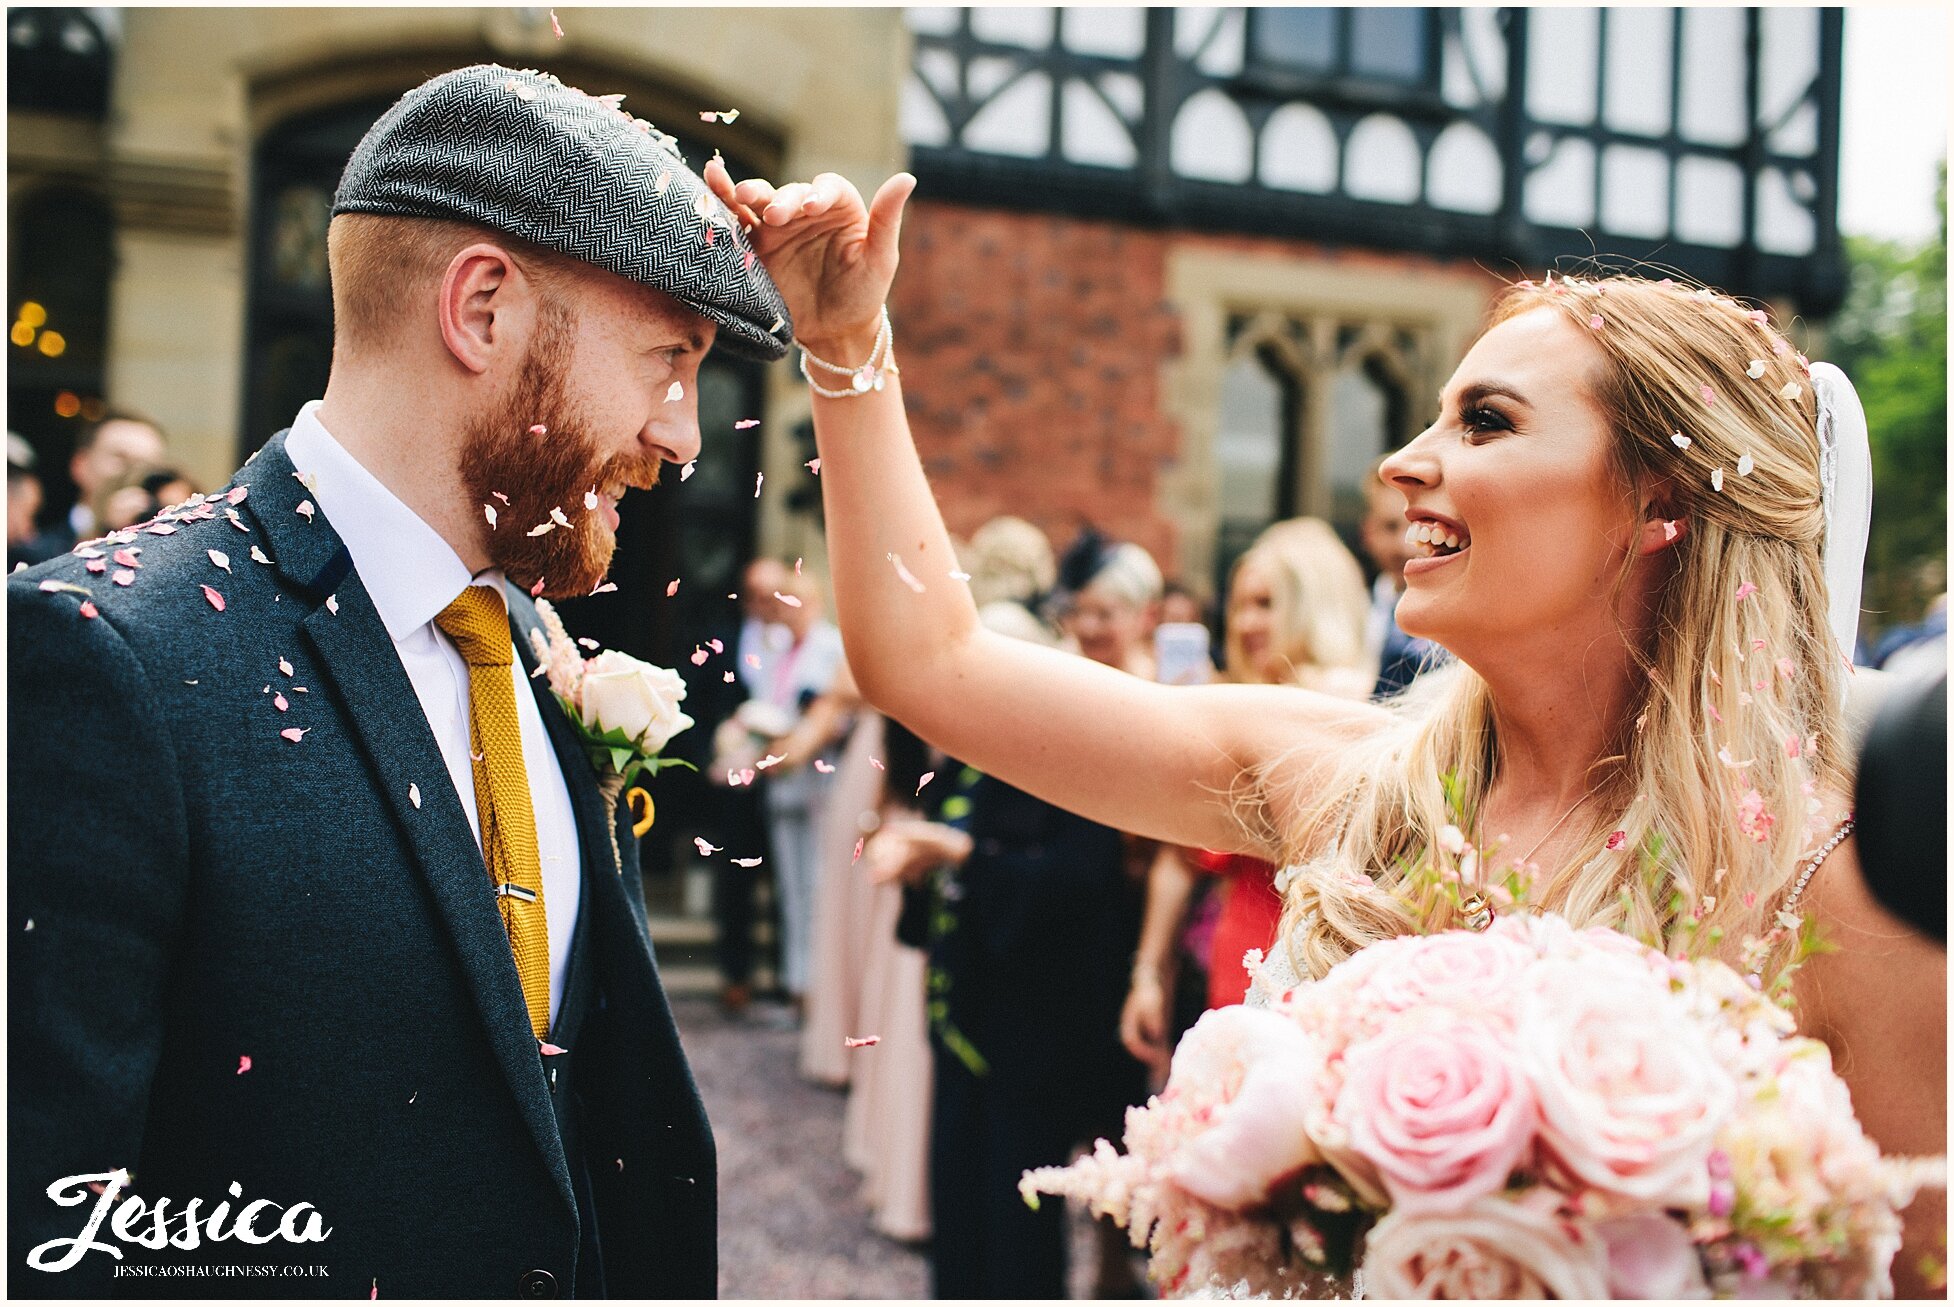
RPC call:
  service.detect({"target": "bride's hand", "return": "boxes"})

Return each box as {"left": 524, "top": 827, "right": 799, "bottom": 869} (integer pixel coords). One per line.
{"left": 704, "top": 157, "right": 915, "bottom": 359}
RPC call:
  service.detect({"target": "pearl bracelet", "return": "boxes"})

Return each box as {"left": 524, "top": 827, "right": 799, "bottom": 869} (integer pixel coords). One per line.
{"left": 799, "top": 306, "right": 898, "bottom": 398}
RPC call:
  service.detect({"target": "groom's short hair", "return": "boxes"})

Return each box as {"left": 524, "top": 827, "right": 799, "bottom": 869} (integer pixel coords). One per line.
{"left": 326, "top": 213, "right": 585, "bottom": 355}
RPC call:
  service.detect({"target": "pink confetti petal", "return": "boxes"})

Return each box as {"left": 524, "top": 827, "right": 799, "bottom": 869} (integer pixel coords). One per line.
{"left": 237, "top": 1055, "right": 252, "bottom": 1075}
{"left": 690, "top": 647, "right": 709, "bottom": 666}
{"left": 492, "top": 491, "right": 511, "bottom": 505}
{"left": 202, "top": 585, "right": 226, "bottom": 611}
{"left": 1776, "top": 657, "right": 1796, "bottom": 680}
{"left": 251, "top": 545, "right": 273, "bottom": 565}
{"left": 1784, "top": 734, "right": 1802, "bottom": 759}
{"left": 207, "top": 549, "right": 232, "bottom": 573}
{"left": 773, "top": 590, "right": 801, "bottom": 608}
{"left": 530, "top": 577, "right": 546, "bottom": 598}
{"left": 326, "top": 594, "right": 339, "bottom": 615}
{"left": 1605, "top": 830, "right": 1626, "bottom": 850}
{"left": 539, "top": 1041, "right": 568, "bottom": 1056}
{"left": 813, "top": 759, "right": 835, "bottom": 774}
{"left": 916, "top": 770, "right": 935, "bottom": 796}
{"left": 743, "top": 653, "right": 759, "bottom": 669}
{"left": 1587, "top": 314, "right": 1604, "bottom": 329}
{"left": 112, "top": 569, "right": 135, "bottom": 587}
{"left": 722, "top": 671, "right": 735, "bottom": 683}
{"left": 85, "top": 557, "right": 107, "bottom": 574}
{"left": 806, "top": 458, "right": 821, "bottom": 475}
{"left": 274, "top": 693, "right": 289, "bottom": 712}
{"left": 296, "top": 500, "right": 315, "bottom": 522}
{"left": 1734, "top": 581, "right": 1758, "bottom": 601}
{"left": 226, "top": 485, "right": 248, "bottom": 505}
{"left": 1660, "top": 520, "right": 1680, "bottom": 542}
{"left": 144, "top": 522, "right": 177, "bottom": 535}
{"left": 1699, "top": 385, "right": 1716, "bottom": 406}
{"left": 666, "top": 579, "right": 680, "bottom": 597}
{"left": 694, "top": 837, "right": 721, "bottom": 856}
{"left": 886, "top": 553, "right": 927, "bottom": 593}
{"left": 530, "top": 424, "right": 548, "bottom": 437}
{"left": 680, "top": 461, "right": 697, "bottom": 482}
{"left": 112, "top": 548, "right": 142, "bottom": 569}
{"left": 708, "top": 638, "right": 724, "bottom": 653}
{"left": 280, "top": 727, "right": 308, "bottom": 743}
{"left": 730, "top": 857, "right": 763, "bottom": 868}
{"left": 852, "top": 837, "right": 864, "bottom": 865}
{"left": 734, "top": 418, "right": 760, "bottom": 430}
{"left": 843, "top": 1036, "right": 880, "bottom": 1048}
{"left": 79, "top": 601, "right": 98, "bottom": 619}
{"left": 278, "top": 656, "right": 294, "bottom": 676}
{"left": 549, "top": 8, "right": 563, "bottom": 37}
{"left": 590, "top": 581, "right": 617, "bottom": 595}
{"left": 869, "top": 758, "right": 884, "bottom": 771}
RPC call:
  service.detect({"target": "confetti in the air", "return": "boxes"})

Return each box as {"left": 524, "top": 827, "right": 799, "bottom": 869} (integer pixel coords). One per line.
{"left": 409, "top": 783, "right": 422, "bottom": 809}
{"left": 699, "top": 108, "right": 741, "bottom": 124}
{"left": 844, "top": 1036, "right": 880, "bottom": 1049}
{"left": 806, "top": 458, "right": 821, "bottom": 475}
{"left": 814, "top": 759, "right": 835, "bottom": 774}
{"left": 869, "top": 758, "right": 885, "bottom": 771}
{"left": 208, "top": 549, "right": 231, "bottom": 573}
{"left": 666, "top": 579, "right": 680, "bottom": 597}
{"left": 590, "top": 581, "right": 617, "bottom": 595}
{"left": 667, "top": 381, "right": 684, "bottom": 403}
{"left": 681, "top": 461, "right": 697, "bottom": 482}
{"left": 916, "top": 771, "right": 935, "bottom": 796}
{"left": 754, "top": 473, "right": 764, "bottom": 498}
{"left": 530, "top": 578, "right": 547, "bottom": 598}
{"left": 774, "top": 590, "right": 801, "bottom": 608}
{"left": 731, "top": 857, "right": 764, "bottom": 868}
{"left": 723, "top": 671, "right": 735, "bottom": 683}
{"left": 549, "top": 8, "right": 563, "bottom": 37}
{"left": 694, "top": 837, "right": 721, "bottom": 856}
{"left": 690, "top": 647, "right": 709, "bottom": 666}
{"left": 237, "top": 1056, "right": 252, "bottom": 1075}
{"left": 734, "top": 418, "right": 760, "bottom": 430}
{"left": 202, "top": 585, "right": 226, "bottom": 611}
{"left": 886, "top": 553, "right": 927, "bottom": 593}
{"left": 852, "top": 837, "right": 865, "bottom": 865}
{"left": 708, "top": 639, "right": 724, "bottom": 654}
{"left": 577, "top": 637, "right": 600, "bottom": 650}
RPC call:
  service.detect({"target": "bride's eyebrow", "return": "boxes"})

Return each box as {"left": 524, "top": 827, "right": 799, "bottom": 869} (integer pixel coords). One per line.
{"left": 1454, "top": 382, "right": 1531, "bottom": 410}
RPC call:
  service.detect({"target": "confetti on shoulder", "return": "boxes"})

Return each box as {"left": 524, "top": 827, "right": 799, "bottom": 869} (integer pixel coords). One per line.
{"left": 409, "top": 783, "right": 422, "bottom": 809}
{"left": 208, "top": 549, "right": 232, "bottom": 573}
{"left": 326, "top": 594, "right": 339, "bottom": 615}
{"left": 280, "top": 727, "right": 309, "bottom": 743}
{"left": 844, "top": 1036, "right": 880, "bottom": 1049}
{"left": 539, "top": 1041, "right": 568, "bottom": 1056}
{"left": 296, "top": 500, "right": 316, "bottom": 522}
{"left": 201, "top": 585, "right": 226, "bottom": 612}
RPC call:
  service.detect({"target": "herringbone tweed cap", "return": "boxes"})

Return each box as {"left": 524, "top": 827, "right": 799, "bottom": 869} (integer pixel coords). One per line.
{"left": 333, "top": 64, "right": 791, "bottom": 361}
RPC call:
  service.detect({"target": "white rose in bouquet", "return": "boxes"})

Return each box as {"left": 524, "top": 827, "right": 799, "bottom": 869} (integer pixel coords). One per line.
{"left": 580, "top": 650, "right": 693, "bottom": 754}
{"left": 1362, "top": 1194, "right": 1611, "bottom": 1299}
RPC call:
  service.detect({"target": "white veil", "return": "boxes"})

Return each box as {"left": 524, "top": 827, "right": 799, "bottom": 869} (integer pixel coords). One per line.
{"left": 1809, "top": 361, "right": 1873, "bottom": 670}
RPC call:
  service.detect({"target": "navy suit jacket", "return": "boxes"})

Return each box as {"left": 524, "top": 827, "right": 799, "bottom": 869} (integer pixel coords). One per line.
{"left": 9, "top": 433, "right": 714, "bottom": 1298}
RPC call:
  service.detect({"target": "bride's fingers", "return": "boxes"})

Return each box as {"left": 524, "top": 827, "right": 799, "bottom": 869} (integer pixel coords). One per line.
{"left": 760, "top": 181, "right": 815, "bottom": 225}
{"left": 731, "top": 176, "right": 778, "bottom": 210}
{"left": 866, "top": 172, "right": 917, "bottom": 264}
{"left": 800, "top": 172, "right": 861, "bottom": 220}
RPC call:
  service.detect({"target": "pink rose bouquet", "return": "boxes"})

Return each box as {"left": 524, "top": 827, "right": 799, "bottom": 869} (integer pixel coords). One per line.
{"left": 1023, "top": 911, "right": 1943, "bottom": 1298}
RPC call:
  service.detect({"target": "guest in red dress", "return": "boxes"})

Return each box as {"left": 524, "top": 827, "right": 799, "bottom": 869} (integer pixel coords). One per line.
{"left": 1121, "top": 519, "right": 1374, "bottom": 1080}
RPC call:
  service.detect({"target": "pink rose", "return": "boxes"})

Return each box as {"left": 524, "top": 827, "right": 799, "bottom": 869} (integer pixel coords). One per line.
{"left": 1361, "top": 1195, "right": 1611, "bottom": 1299}
{"left": 1160, "top": 1007, "right": 1323, "bottom": 1210}
{"left": 1331, "top": 1016, "right": 1537, "bottom": 1215}
{"left": 1521, "top": 958, "right": 1736, "bottom": 1209}
{"left": 1596, "top": 1212, "right": 1711, "bottom": 1298}
{"left": 1347, "top": 931, "right": 1537, "bottom": 1021}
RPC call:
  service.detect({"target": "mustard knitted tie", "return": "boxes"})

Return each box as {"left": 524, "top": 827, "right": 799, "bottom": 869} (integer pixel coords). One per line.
{"left": 435, "top": 585, "right": 551, "bottom": 1039}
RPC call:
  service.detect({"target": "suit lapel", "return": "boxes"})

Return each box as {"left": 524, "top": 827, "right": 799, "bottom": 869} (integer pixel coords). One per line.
{"left": 236, "top": 434, "right": 575, "bottom": 1216}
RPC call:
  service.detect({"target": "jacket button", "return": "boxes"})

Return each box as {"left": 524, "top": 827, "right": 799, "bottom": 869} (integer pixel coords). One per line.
{"left": 517, "top": 1269, "right": 557, "bottom": 1299}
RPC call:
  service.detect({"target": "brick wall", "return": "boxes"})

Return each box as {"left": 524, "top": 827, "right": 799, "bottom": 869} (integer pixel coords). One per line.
{"left": 890, "top": 198, "right": 1500, "bottom": 581}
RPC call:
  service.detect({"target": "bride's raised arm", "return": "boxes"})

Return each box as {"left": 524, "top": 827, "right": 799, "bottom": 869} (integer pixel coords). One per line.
{"left": 705, "top": 163, "right": 1386, "bottom": 858}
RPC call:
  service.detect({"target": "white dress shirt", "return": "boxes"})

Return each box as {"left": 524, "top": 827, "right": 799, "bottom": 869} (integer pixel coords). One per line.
{"left": 286, "top": 401, "right": 581, "bottom": 1026}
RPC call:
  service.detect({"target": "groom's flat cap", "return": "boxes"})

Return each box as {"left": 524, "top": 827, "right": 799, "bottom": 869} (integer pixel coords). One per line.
{"left": 332, "top": 64, "right": 791, "bottom": 361}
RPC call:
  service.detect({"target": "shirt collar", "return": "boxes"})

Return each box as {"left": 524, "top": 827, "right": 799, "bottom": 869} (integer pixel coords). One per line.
{"left": 283, "top": 401, "right": 501, "bottom": 642}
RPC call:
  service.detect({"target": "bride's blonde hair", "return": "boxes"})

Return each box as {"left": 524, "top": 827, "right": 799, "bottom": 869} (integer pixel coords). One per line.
{"left": 1262, "top": 274, "right": 1850, "bottom": 982}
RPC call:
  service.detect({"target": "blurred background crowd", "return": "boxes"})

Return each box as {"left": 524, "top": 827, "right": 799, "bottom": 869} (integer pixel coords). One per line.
{"left": 8, "top": 6, "right": 1944, "bottom": 1297}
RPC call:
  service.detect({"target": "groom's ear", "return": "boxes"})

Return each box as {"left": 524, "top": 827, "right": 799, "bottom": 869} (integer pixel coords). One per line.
{"left": 437, "top": 243, "right": 531, "bottom": 375}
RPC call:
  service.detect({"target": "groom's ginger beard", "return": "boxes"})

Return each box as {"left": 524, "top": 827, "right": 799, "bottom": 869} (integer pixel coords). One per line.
{"left": 461, "top": 305, "right": 662, "bottom": 599}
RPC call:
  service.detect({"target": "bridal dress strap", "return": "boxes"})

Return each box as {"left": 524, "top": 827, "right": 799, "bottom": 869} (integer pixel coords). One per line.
{"left": 1775, "top": 815, "right": 1857, "bottom": 919}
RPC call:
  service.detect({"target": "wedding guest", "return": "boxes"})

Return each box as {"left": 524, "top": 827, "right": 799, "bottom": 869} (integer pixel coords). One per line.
{"left": 7, "top": 434, "right": 53, "bottom": 570}
{"left": 753, "top": 564, "right": 848, "bottom": 1019}
{"left": 1121, "top": 518, "right": 1373, "bottom": 1081}
{"left": 868, "top": 546, "right": 1152, "bottom": 1299}
{"left": 702, "top": 557, "right": 791, "bottom": 1014}
{"left": 1357, "top": 457, "right": 1441, "bottom": 697}
{"left": 37, "top": 408, "right": 167, "bottom": 554}
{"left": 12, "top": 67, "right": 795, "bottom": 1296}
{"left": 89, "top": 464, "right": 200, "bottom": 535}
{"left": 717, "top": 163, "right": 1943, "bottom": 1292}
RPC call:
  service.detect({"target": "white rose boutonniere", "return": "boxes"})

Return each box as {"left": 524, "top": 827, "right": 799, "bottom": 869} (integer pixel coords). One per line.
{"left": 529, "top": 599, "right": 695, "bottom": 871}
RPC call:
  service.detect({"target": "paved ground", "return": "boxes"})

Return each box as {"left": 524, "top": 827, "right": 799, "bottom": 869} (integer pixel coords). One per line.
{"left": 674, "top": 996, "right": 933, "bottom": 1300}
{"left": 676, "top": 995, "right": 1149, "bottom": 1300}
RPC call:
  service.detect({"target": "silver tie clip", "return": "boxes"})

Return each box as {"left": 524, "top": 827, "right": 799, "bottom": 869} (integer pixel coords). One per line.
{"left": 495, "top": 883, "right": 538, "bottom": 903}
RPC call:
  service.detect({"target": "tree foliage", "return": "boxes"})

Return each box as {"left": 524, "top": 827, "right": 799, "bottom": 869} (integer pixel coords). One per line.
{"left": 1823, "top": 162, "right": 1947, "bottom": 642}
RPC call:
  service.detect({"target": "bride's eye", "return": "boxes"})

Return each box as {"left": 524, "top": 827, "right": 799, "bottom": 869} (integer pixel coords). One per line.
{"left": 1460, "top": 405, "right": 1511, "bottom": 437}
